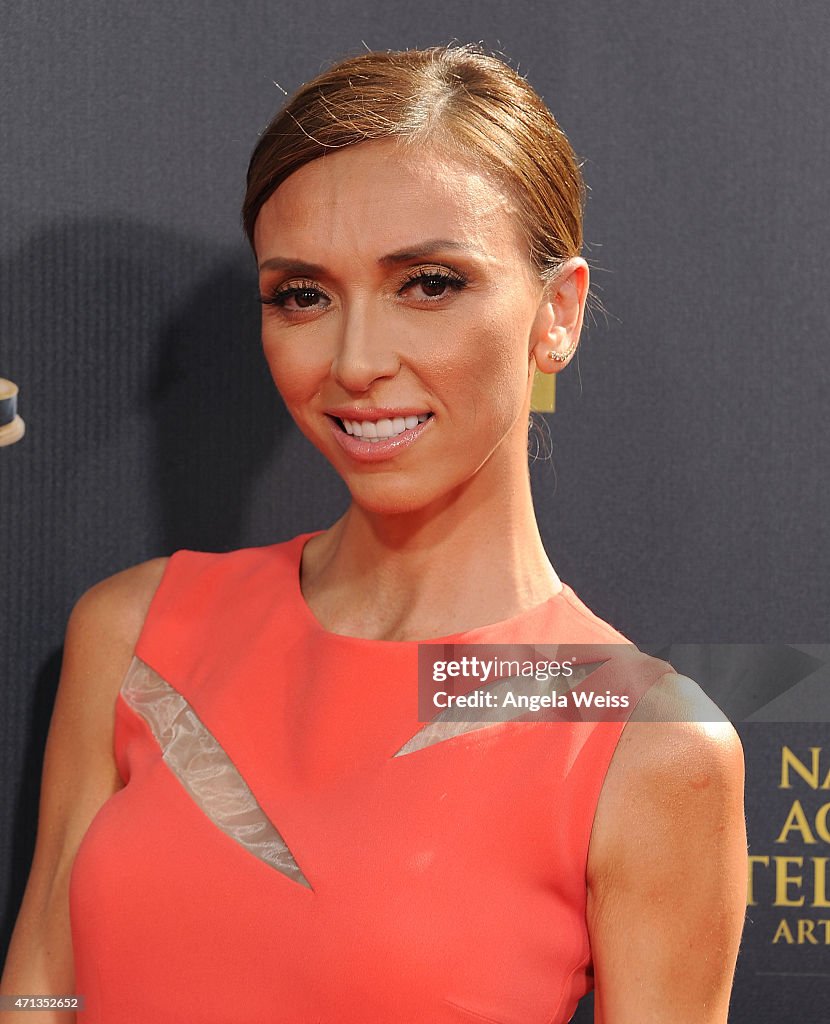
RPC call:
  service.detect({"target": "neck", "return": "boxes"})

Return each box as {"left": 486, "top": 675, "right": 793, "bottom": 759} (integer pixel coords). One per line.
{"left": 300, "top": 429, "right": 562, "bottom": 641}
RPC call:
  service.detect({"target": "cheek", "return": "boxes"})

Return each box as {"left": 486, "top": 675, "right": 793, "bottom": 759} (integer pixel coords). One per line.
{"left": 440, "top": 312, "right": 529, "bottom": 424}
{"left": 261, "top": 332, "right": 327, "bottom": 409}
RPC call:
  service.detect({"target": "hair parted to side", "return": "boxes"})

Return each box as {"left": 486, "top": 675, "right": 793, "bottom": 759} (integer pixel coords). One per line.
{"left": 242, "top": 44, "right": 586, "bottom": 282}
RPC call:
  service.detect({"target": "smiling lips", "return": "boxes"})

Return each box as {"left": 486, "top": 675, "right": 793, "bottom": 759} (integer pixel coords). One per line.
{"left": 326, "top": 410, "right": 434, "bottom": 461}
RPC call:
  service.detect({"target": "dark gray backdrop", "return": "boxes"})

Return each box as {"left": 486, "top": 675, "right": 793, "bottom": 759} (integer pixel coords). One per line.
{"left": 2, "top": 2, "right": 829, "bottom": 1020}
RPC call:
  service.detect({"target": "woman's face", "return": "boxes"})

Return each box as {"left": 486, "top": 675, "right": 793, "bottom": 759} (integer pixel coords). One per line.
{"left": 254, "top": 138, "right": 578, "bottom": 515}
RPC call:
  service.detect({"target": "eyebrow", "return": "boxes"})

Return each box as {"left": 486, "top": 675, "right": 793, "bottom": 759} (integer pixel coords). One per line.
{"left": 258, "top": 239, "right": 477, "bottom": 274}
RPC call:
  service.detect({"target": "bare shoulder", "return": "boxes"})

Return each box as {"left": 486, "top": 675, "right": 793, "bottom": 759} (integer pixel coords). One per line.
{"left": 608, "top": 671, "right": 743, "bottom": 796}
{"left": 52, "top": 555, "right": 170, "bottom": 780}
{"left": 70, "top": 555, "right": 170, "bottom": 653}
{"left": 586, "top": 673, "right": 748, "bottom": 1021}
{"left": 43, "top": 554, "right": 171, "bottom": 840}
{"left": 589, "top": 671, "right": 745, "bottom": 882}
{"left": 54, "top": 556, "right": 171, "bottom": 748}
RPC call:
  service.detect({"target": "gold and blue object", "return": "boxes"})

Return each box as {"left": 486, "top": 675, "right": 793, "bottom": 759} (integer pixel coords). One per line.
{"left": 0, "top": 378, "right": 25, "bottom": 446}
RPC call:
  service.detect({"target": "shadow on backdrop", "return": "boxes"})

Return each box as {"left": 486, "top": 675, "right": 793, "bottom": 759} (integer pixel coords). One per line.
{"left": 2, "top": 650, "right": 63, "bottom": 959}
{"left": 151, "top": 248, "right": 293, "bottom": 553}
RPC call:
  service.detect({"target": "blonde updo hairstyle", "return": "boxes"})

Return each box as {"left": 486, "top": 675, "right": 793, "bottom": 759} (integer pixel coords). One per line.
{"left": 242, "top": 44, "right": 586, "bottom": 285}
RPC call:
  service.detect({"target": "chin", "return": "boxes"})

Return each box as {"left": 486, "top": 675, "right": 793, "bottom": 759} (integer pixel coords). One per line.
{"left": 346, "top": 490, "right": 427, "bottom": 517}
{"left": 343, "top": 478, "right": 444, "bottom": 517}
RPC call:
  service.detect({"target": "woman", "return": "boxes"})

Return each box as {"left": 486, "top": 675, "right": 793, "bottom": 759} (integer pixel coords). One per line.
{"left": 2, "top": 45, "right": 746, "bottom": 1023}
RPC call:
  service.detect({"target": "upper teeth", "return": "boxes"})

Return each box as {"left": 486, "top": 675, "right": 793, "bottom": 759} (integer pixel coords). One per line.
{"left": 341, "top": 413, "right": 430, "bottom": 440}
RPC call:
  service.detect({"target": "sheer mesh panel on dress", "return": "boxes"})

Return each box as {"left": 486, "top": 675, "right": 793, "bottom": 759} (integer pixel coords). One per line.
{"left": 120, "top": 656, "right": 312, "bottom": 889}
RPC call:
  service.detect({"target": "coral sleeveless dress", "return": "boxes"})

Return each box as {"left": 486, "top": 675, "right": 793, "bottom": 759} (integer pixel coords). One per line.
{"left": 69, "top": 531, "right": 672, "bottom": 1023}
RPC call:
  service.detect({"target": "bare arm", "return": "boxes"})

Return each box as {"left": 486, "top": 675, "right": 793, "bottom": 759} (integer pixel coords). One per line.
{"left": 587, "top": 673, "right": 748, "bottom": 1024}
{"left": 0, "top": 559, "right": 168, "bottom": 1022}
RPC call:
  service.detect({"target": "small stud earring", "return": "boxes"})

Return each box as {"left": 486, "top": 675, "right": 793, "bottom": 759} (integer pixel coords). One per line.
{"left": 530, "top": 340, "right": 577, "bottom": 413}
{"left": 547, "top": 341, "right": 577, "bottom": 363}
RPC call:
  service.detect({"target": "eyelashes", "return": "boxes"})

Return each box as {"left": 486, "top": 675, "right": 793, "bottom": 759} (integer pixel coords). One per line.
{"left": 259, "top": 268, "right": 468, "bottom": 314}
{"left": 399, "top": 268, "right": 467, "bottom": 299}
{"left": 260, "top": 279, "right": 327, "bottom": 312}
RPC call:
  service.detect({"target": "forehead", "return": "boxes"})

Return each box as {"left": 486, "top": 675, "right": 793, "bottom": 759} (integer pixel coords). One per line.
{"left": 253, "top": 139, "right": 531, "bottom": 268}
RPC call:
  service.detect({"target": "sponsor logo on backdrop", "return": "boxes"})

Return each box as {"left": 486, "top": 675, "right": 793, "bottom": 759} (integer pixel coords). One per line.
{"left": 749, "top": 745, "right": 830, "bottom": 945}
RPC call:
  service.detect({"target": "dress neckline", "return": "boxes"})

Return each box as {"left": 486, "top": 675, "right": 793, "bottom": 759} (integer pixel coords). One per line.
{"left": 289, "top": 530, "right": 570, "bottom": 647}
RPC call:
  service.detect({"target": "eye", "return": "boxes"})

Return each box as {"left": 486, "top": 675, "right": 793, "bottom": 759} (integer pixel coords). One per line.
{"left": 259, "top": 280, "right": 331, "bottom": 312}
{"left": 400, "top": 268, "right": 467, "bottom": 302}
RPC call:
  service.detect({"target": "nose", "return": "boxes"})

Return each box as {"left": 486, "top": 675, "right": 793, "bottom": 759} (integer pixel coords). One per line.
{"left": 330, "top": 298, "right": 401, "bottom": 393}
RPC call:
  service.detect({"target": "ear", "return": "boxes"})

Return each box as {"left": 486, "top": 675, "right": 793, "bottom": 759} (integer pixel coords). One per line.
{"left": 529, "top": 258, "right": 590, "bottom": 376}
